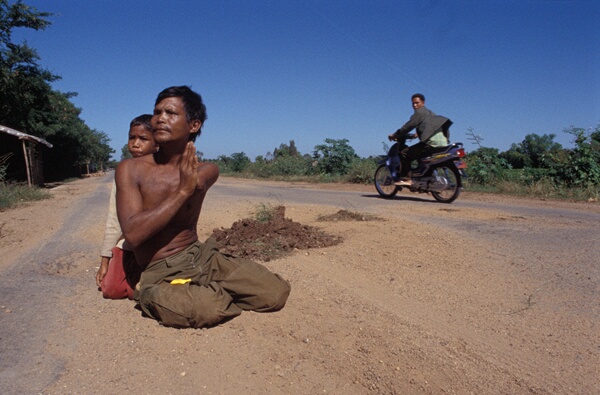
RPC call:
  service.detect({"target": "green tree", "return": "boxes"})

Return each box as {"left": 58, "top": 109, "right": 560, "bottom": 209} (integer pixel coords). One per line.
{"left": 550, "top": 126, "right": 600, "bottom": 188}
{"left": 515, "top": 133, "right": 563, "bottom": 168}
{"left": 470, "top": 147, "right": 500, "bottom": 158}
{"left": 500, "top": 143, "right": 529, "bottom": 168}
{"left": 1, "top": 1, "right": 114, "bottom": 181}
{"left": 121, "top": 144, "right": 132, "bottom": 160}
{"left": 36, "top": 91, "right": 112, "bottom": 179}
{"left": 83, "top": 129, "right": 113, "bottom": 173}
{"left": 273, "top": 140, "right": 299, "bottom": 159}
{"left": 312, "top": 138, "right": 358, "bottom": 175}
{"left": 0, "top": 0, "right": 57, "bottom": 132}
{"left": 590, "top": 124, "right": 600, "bottom": 153}
{"left": 229, "top": 152, "right": 250, "bottom": 173}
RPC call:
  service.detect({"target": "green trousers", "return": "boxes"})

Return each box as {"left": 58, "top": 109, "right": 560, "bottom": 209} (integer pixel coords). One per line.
{"left": 136, "top": 238, "right": 291, "bottom": 328}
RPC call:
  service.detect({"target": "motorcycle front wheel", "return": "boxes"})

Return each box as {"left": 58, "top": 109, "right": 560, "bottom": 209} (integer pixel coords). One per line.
{"left": 431, "top": 163, "right": 461, "bottom": 203}
{"left": 374, "top": 164, "right": 398, "bottom": 198}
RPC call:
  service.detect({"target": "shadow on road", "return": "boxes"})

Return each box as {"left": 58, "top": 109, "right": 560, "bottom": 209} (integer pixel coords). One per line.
{"left": 360, "top": 193, "right": 440, "bottom": 203}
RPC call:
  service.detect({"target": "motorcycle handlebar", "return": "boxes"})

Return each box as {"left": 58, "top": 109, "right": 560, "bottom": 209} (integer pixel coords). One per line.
{"left": 388, "top": 133, "right": 417, "bottom": 142}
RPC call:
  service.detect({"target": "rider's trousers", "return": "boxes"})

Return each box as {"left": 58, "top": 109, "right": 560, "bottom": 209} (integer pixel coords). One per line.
{"left": 399, "top": 142, "right": 434, "bottom": 179}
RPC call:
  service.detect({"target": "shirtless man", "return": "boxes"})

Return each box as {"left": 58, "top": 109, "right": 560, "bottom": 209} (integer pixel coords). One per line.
{"left": 116, "top": 86, "right": 290, "bottom": 328}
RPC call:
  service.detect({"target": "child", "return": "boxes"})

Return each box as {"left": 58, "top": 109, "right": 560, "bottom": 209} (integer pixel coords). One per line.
{"left": 95, "top": 114, "right": 157, "bottom": 299}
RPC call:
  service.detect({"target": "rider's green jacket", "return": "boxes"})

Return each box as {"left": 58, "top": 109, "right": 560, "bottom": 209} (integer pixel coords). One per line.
{"left": 392, "top": 106, "right": 453, "bottom": 143}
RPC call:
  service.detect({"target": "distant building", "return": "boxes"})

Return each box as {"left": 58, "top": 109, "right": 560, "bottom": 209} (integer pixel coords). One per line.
{"left": 0, "top": 125, "right": 53, "bottom": 186}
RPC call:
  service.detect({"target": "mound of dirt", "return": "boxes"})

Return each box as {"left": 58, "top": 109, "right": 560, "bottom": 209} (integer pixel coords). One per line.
{"left": 210, "top": 206, "right": 342, "bottom": 261}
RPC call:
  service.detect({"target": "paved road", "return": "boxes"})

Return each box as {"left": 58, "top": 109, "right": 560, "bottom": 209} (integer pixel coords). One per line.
{"left": 1, "top": 174, "right": 598, "bottom": 393}
{"left": 0, "top": 176, "right": 110, "bottom": 394}
{"left": 214, "top": 177, "right": 599, "bottom": 221}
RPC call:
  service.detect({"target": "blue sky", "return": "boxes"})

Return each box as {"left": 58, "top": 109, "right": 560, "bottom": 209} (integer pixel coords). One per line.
{"left": 12, "top": 0, "right": 600, "bottom": 160}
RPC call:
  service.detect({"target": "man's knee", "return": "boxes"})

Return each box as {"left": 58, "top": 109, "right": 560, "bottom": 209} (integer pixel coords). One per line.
{"left": 139, "top": 282, "right": 241, "bottom": 329}
{"left": 139, "top": 284, "right": 190, "bottom": 327}
{"left": 255, "top": 276, "right": 291, "bottom": 312}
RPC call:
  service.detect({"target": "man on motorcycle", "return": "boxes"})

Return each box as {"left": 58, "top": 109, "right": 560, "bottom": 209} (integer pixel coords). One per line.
{"left": 388, "top": 93, "right": 452, "bottom": 186}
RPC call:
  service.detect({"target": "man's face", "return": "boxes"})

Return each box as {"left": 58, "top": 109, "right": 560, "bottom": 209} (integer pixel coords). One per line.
{"left": 412, "top": 97, "right": 425, "bottom": 110}
{"left": 128, "top": 125, "right": 157, "bottom": 157}
{"left": 152, "top": 97, "right": 200, "bottom": 143}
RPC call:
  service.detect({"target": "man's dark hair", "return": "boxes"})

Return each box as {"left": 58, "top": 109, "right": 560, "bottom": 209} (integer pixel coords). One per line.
{"left": 130, "top": 114, "right": 153, "bottom": 132}
{"left": 411, "top": 93, "right": 425, "bottom": 102}
{"left": 155, "top": 86, "right": 207, "bottom": 141}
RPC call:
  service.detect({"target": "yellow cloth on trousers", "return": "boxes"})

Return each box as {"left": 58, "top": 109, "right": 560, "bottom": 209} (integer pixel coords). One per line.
{"left": 170, "top": 278, "right": 191, "bottom": 285}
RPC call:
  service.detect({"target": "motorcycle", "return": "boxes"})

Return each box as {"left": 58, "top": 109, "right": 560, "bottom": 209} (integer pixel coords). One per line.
{"left": 374, "top": 134, "right": 467, "bottom": 203}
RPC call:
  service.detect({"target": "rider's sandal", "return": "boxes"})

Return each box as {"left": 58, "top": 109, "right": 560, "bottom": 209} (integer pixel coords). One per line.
{"left": 394, "top": 179, "right": 412, "bottom": 186}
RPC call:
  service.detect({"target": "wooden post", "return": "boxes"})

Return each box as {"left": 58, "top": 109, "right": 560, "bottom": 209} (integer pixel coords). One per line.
{"left": 21, "top": 139, "right": 32, "bottom": 187}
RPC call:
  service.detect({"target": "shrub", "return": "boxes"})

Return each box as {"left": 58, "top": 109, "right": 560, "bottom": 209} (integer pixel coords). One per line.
{"left": 246, "top": 160, "right": 273, "bottom": 178}
{"left": 520, "top": 167, "right": 551, "bottom": 185}
{"left": 0, "top": 153, "right": 12, "bottom": 182}
{"left": 464, "top": 154, "right": 511, "bottom": 185}
{"left": 345, "top": 158, "right": 378, "bottom": 184}
{"left": 271, "top": 155, "right": 312, "bottom": 176}
{"left": 0, "top": 182, "right": 51, "bottom": 210}
{"left": 253, "top": 202, "right": 278, "bottom": 223}
{"left": 313, "top": 138, "right": 358, "bottom": 175}
{"left": 549, "top": 128, "right": 600, "bottom": 188}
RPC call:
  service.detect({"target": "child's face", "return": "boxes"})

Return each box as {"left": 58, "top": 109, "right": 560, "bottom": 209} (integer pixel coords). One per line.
{"left": 128, "top": 125, "right": 157, "bottom": 157}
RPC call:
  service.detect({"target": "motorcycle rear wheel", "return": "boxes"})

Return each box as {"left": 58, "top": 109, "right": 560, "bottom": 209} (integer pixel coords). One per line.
{"left": 374, "top": 164, "right": 398, "bottom": 198}
{"left": 431, "top": 163, "right": 461, "bottom": 203}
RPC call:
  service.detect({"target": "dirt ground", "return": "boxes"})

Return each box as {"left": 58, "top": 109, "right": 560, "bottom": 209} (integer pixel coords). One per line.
{"left": 0, "top": 175, "right": 598, "bottom": 394}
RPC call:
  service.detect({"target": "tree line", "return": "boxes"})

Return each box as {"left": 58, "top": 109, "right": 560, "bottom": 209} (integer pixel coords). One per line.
{"left": 211, "top": 126, "right": 600, "bottom": 200}
{"left": 209, "top": 138, "right": 375, "bottom": 184}
{"left": 466, "top": 126, "right": 600, "bottom": 194}
{"left": 1, "top": 0, "right": 113, "bottom": 183}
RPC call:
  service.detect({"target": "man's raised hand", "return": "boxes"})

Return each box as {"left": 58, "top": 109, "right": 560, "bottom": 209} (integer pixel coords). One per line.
{"left": 178, "top": 141, "right": 199, "bottom": 196}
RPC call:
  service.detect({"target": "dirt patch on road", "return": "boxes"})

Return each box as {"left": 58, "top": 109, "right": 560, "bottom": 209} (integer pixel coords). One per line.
{"left": 210, "top": 205, "right": 385, "bottom": 262}
{"left": 211, "top": 205, "right": 343, "bottom": 261}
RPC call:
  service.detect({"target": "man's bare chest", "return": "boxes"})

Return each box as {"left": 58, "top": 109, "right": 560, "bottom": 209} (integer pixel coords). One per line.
{"left": 139, "top": 168, "right": 181, "bottom": 205}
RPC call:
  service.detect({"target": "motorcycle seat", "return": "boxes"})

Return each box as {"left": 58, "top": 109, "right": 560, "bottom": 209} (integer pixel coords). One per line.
{"left": 423, "top": 142, "right": 463, "bottom": 159}
{"left": 416, "top": 142, "right": 464, "bottom": 168}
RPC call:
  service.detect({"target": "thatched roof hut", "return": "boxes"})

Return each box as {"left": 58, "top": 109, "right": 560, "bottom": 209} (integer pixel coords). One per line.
{"left": 0, "top": 125, "right": 53, "bottom": 186}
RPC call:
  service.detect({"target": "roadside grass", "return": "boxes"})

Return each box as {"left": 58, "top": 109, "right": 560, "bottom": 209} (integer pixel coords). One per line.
{"left": 0, "top": 182, "right": 51, "bottom": 210}
{"left": 464, "top": 179, "right": 599, "bottom": 202}
{"left": 253, "top": 202, "right": 279, "bottom": 223}
{"left": 224, "top": 171, "right": 352, "bottom": 184}
{"left": 225, "top": 171, "right": 599, "bottom": 203}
